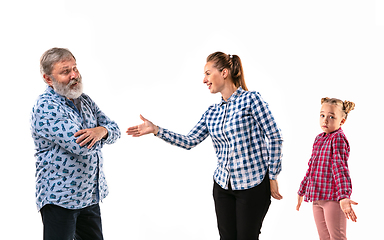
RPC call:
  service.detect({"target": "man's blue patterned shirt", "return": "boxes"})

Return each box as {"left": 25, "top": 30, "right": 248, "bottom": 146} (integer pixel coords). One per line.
{"left": 31, "top": 86, "right": 120, "bottom": 210}
{"left": 157, "top": 87, "right": 283, "bottom": 190}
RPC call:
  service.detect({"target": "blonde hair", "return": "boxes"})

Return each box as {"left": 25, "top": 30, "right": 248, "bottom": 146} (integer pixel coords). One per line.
{"left": 321, "top": 97, "right": 355, "bottom": 119}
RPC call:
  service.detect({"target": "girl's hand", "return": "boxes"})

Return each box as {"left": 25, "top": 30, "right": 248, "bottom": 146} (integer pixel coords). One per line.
{"left": 296, "top": 195, "right": 303, "bottom": 211}
{"left": 270, "top": 179, "right": 283, "bottom": 200}
{"left": 126, "top": 115, "right": 159, "bottom": 137}
{"left": 339, "top": 198, "right": 358, "bottom": 222}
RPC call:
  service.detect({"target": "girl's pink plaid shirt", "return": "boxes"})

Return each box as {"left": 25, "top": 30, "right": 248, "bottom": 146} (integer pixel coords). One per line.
{"left": 298, "top": 128, "right": 352, "bottom": 202}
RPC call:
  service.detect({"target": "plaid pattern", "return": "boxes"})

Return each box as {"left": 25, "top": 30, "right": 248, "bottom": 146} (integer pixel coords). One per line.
{"left": 298, "top": 128, "right": 352, "bottom": 202}
{"left": 157, "top": 87, "right": 283, "bottom": 190}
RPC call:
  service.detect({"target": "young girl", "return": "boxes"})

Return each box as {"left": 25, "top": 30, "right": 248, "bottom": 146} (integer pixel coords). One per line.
{"left": 296, "top": 97, "right": 358, "bottom": 240}
{"left": 127, "top": 52, "right": 283, "bottom": 240}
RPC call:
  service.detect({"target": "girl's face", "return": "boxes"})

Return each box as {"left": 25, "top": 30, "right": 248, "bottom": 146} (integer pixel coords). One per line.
{"left": 320, "top": 103, "right": 346, "bottom": 134}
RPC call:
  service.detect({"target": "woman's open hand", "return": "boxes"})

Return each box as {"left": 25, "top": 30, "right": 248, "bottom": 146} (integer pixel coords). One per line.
{"left": 126, "top": 115, "right": 159, "bottom": 137}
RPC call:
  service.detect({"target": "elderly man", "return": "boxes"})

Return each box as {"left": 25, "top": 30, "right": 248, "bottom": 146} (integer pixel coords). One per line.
{"left": 31, "top": 48, "right": 120, "bottom": 240}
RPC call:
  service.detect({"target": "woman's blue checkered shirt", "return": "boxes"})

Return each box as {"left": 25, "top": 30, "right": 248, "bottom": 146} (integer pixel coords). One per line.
{"left": 157, "top": 87, "right": 283, "bottom": 190}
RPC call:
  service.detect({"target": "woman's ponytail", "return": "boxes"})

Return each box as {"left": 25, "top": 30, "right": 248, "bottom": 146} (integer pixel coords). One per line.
{"left": 230, "top": 54, "right": 248, "bottom": 91}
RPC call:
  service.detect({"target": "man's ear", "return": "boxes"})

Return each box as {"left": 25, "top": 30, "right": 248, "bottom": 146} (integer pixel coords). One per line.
{"left": 43, "top": 74, "right": 53, "bottom": 87}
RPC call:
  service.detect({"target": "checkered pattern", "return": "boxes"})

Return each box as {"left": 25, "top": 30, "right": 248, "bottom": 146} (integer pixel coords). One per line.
{"left": 31, "top": 86, "right": 121, "bottom": 210}
{"left": 157, "top": 87, "right": 283, "bottom": 190}
{"left": 298, "top": 128, "right": 352, "bottom": 202}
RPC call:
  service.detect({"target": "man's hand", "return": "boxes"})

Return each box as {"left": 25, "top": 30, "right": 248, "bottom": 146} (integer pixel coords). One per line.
{"left": 75, "top": 127, "right": 108, "bottom": 149}
{"left": 270, "top": 179, "right": 283, "bottom": 200}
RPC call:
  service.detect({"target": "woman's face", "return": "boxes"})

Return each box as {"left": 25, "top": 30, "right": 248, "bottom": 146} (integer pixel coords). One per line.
{"left": 203, "top": 61, "right": 227, "bottom": 94}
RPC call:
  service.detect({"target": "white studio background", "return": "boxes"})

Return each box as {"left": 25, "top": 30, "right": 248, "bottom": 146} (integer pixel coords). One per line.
{"left": 0, "top": 0, "right": 382, "bottom": 239}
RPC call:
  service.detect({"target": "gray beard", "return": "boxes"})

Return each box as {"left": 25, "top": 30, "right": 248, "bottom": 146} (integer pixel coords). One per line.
{"left": 52, "top": 75, "right": 83, "bottom": 99}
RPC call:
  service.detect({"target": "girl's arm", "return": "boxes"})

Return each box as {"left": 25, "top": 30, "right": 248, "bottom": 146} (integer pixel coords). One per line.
{"left": 296, "top": 195, "right": 303, "bottom": 211}
{"left": 297, "top": 161, "right": 312, "bottom": 207}
{"left": 331, "top": 134, "right": 352, "bottom": 201}
{"left": 297, "top": 134, "right": 321, "bottom": 198}
{"left": 332, "top": 133, "right": 357, "bottom": 221}
{"left": 297, "top": 167, "right": 311, "bottom": 197}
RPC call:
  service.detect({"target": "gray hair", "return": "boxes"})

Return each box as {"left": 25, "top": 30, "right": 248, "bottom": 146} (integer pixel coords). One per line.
{"left": 40, "top": 48, "right": 76, "bottom": 78}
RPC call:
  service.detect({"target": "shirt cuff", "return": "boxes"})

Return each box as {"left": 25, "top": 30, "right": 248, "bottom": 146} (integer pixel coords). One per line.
{"left": 101, "top": 126, "right": 111, "bottom": 144}
{"left": 337, "top": 194, "right": 351, "bottom": 202}
{"left": 156, "top": 126, "right": 164, "bottom": 138}
{"left": 269, "top": 172, "right": 278, "bottom": 180}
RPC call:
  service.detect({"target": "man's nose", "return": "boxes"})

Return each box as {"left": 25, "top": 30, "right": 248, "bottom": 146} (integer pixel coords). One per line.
{"left": 70, "top": 70, "right": 78, "bottom": 79}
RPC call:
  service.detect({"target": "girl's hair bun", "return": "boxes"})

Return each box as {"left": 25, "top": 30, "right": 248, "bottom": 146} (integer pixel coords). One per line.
{"left": 321, "top": 97, "right": 330, "bottom": 105}
{"left": 343, "top": 101, "right": 355, "bottom": 115}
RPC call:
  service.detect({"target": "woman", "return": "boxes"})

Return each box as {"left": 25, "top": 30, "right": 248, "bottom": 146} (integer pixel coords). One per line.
{"left": 127, "top": 52, "right": 283, "bottom": 240}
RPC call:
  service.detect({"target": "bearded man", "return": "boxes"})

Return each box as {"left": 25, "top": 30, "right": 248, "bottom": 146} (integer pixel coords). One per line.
{"left": 31, "top": 48, "right": 120, "bottom": 240}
